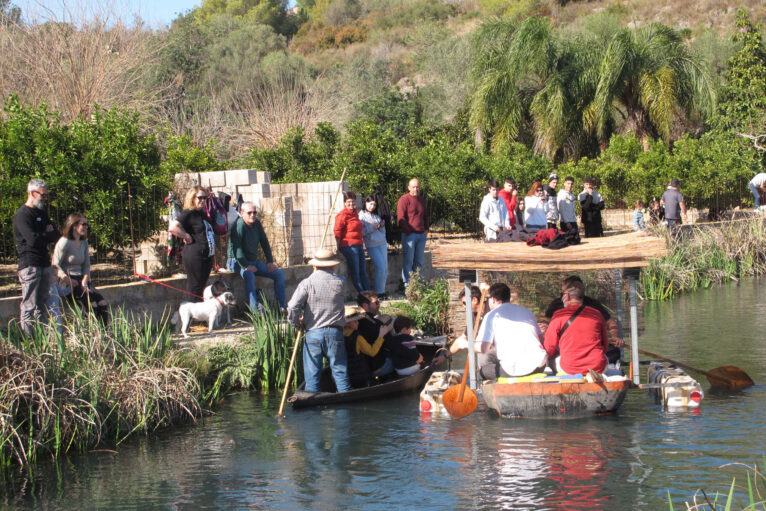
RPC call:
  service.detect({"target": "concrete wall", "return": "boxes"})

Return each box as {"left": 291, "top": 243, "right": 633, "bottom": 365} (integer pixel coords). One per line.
{"left": 1, "top": 251, "right": 437, "bottom": 325}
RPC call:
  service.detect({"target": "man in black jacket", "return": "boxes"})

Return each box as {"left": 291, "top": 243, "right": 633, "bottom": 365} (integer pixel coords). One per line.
{"left": 13, "top": 178, "right": 60, "bottom": 336}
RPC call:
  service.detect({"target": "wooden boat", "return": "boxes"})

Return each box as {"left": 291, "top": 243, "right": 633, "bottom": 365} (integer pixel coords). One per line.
{"left": 288, "top": 336, "right": 447, "bottom": 408}
{"left": 482, "top": 379, "right": 634, "bottom": 419}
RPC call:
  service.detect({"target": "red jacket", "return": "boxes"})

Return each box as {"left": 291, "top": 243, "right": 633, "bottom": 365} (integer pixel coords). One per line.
{"left": 543, "top": 305, "right": 608, "bottom": 374}
{"left": 334, "top": 208, "right": 364, "bottom": 247}
{"left": 497, "top": 189, "right": 518, "bottom": 228}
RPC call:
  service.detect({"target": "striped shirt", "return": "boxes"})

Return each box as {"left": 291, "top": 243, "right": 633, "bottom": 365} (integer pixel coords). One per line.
{"left": 287, "top": 269, "right": 346, "bottom": 331}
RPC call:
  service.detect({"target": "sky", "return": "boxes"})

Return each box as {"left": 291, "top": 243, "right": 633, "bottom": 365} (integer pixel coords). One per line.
{"left": 13, "top": 0, "right": 298, "bottom": 28}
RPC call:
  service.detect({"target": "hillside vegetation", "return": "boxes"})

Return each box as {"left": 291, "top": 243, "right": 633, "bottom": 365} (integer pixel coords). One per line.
{"left": 0, "top": 0, "right": 765, "bottom": 257}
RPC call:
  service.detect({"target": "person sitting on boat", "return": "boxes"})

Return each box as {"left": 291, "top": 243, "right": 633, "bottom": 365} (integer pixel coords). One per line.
{"left": 474, "top": 283, "right": 548, "bottom": 380}
{"left": 544, "top": 283, "right": 609, "bottom": 376}
{"left": 387, "top": 316, "right": 424, "bottom": 376}
{"left": 544, "top": 276, "right": 624, "bottom": 367}
{"left": 448, "top": 283, "right": 489, "bottom": 356}
{"left": 287, "top": 248, "right": 351, "bottom": 394}
{"left": 357, "top": 291, "right": 395, "bottom": 377}
{"left": 343, "top": 306, "right": 375, "bottom": 388}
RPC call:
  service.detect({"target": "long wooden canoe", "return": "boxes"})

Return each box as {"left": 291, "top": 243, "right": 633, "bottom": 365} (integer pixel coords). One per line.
{"left": 482, "top": 380, "right": 634, "bottom": 419}
{"left": 288, "top": 336, "right": 447, "bottom": 409}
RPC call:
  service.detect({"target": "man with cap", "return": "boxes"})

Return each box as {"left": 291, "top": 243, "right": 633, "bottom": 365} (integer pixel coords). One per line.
{"left": 661, "top": 178, "right": 687, "bottom": 236}
{"left": 287, "top": 248, "right": 351, "bottom": 393}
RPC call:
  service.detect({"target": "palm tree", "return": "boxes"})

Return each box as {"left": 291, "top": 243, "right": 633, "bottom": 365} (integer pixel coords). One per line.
{"left": 586, "top": 23, "right": 716, "bottom": 150}
{"left": 469, "top": 17, "right": 602, "bottom": 160}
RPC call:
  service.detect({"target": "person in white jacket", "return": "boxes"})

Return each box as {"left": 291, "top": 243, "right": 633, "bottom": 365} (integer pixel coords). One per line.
{"left": 557, "top": 176, "right": 578, "bottom": 232}
{"left": 523, "top": 181, "right": 548, "bottom": 231}
{"left": 479, "top": 180, "right": 511, "bottom": 241}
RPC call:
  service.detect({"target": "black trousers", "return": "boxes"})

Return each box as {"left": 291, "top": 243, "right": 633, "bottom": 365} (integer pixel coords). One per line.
{"left": 184, "top": 255, "right": 213, "bottom": 301}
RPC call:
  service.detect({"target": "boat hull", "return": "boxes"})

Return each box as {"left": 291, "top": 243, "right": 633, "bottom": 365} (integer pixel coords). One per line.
{"left": 288, "top": 336, "right": 446, "bottom": 408}
{"left": 482, "top": 380, "right": 633, "bottom": 419}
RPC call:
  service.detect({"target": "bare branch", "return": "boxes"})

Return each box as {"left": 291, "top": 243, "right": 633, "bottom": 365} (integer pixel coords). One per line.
{"left": 736, "top": 132, "right": 766, "bottom": 152}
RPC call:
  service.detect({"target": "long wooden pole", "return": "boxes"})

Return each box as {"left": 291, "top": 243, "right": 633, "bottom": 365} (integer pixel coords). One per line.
{"left": 276, "top": 168, "right": 348, "bottom": 418}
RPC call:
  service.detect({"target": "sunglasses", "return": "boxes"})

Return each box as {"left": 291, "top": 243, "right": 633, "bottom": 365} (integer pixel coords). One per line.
{"left": 33, "top": 190, "right": 49, "bottom": 198}
{"left": 78, "top": 222, "right": 89, "bottom": 227}
{"left": 243, "top": 211, "right": 256, "bottom": 215}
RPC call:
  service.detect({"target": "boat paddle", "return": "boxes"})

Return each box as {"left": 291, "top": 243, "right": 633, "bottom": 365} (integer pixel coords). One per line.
{"left": 442, "top": 287, "right": 489, "bottom": 419}
{"left": 624, "top": 344, "right": 754, "bottom": 390}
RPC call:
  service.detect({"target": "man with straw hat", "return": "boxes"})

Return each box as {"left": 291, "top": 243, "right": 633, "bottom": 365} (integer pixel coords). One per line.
{"left": 287, "top": 248, "right": 351, "bottom": 393}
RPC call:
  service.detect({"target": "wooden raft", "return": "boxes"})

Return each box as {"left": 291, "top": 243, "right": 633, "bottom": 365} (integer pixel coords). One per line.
{"left": 431, "top": 232, "right": 667, "bottom": 272}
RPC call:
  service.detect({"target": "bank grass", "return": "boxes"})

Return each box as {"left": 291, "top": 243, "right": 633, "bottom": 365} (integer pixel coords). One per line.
{"left": 182, "top": 305, "right": 301, "bottom": 404}
{"left": 669, "top": 460, "right": 766, "bottom": 510}
{"left": 384, "top": 272, "right": 450, "bottom": 336}
{"left": 1, "top": 308, "right": 201, "bottom": 468}
{"left": 643, "top": 217, "right": 766, "bottom": 300}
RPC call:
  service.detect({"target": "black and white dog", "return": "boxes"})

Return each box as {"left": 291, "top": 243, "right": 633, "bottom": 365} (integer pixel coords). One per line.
{"left": 203, "top": 281, "right": 232, "bottom": 326}
{"left": 172, "top": 290, "right": 236, "bottom": 338}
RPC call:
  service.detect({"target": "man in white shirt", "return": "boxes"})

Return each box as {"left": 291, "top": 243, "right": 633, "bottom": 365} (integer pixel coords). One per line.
{"left": 749, "top": 173, "right": 766, "bottom": 210}
{"left": 475, "top": 283, "right": 548, "bottom": 379}
{"left": 479, "top": 180, "right": 511, "bottom": 242}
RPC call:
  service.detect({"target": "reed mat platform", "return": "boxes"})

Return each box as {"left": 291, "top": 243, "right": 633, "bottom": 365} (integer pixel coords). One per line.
{"left": 431, "top": 232, "right": 667, "bottom": 272}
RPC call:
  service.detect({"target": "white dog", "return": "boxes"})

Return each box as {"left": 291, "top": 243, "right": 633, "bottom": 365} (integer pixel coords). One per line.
{"left": 172, "top": 291, "right": 236, "bottom": 338}
{"left": 203, "top": 281, "right": 232, "bottom": 326}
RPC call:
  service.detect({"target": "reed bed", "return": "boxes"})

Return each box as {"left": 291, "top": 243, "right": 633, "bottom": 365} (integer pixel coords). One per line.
{"left": 643, "top": 217, "right": 766, "bottom": 300}
{"left": 184, "top": 305, "right": 301, "bottom": 404}
{"left": 0, "top": 308, "right": 201, "bottom": 468}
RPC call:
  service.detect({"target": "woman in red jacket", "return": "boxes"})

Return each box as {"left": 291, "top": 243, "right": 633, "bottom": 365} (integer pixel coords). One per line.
{"left": 334, "top": 191, "right": 370, "bottom": 293}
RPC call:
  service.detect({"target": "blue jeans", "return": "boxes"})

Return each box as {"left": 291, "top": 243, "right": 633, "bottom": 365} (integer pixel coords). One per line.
{"left": 749, "top": 182, "right": 761, "bottom": 208}
{"left": 338, "top": 244, "right": 369, "bottom": 293}
{"left": 366, "top": 244, "right": 388, "bottom": 294}
{"left": 401, "top": 232, "right": 426, "bottom": 285}
{"left": 227, "top": 258, "right": 286, "bottom": 310}
{"left": 303, "top": 327, "right": 351, "bottom": 393}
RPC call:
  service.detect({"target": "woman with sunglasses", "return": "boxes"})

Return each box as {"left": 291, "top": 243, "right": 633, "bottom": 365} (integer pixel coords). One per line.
{"left": 52, "top": 213, "right": 109, "bottom": 322}
{"left": 523, "top": 181, "right": 549, "bottom": 232}
{"left": 169, "top": 186, "right": 215, "bottom": 299}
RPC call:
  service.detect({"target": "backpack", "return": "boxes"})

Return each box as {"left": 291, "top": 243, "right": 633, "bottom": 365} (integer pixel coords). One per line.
{"left": 205, "top": 194, "right": 229, "bottom": 234}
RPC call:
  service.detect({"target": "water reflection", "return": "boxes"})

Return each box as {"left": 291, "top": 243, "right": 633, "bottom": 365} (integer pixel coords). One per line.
{"left": 2, "top": 280, "right": 765, "bottom": 510}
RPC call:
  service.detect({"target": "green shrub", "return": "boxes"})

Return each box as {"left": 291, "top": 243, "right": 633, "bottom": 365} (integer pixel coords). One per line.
{"left": 0, "top": 96, "right": 168, "bottom": 257}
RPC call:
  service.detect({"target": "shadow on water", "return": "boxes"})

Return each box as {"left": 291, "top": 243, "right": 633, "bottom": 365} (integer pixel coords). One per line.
{"left": 2, "top": 279, "right": 765, "bottom": 510}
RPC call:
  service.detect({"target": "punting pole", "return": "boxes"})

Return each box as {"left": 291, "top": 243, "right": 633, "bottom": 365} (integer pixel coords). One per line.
{"left": 629, "top": 275, "right": 640, "bottom": 385}
{"left": 464, "top": 281, "right": 478, "bottom": 390}
{"left": 613, "top": 269, "right": 624, "bottom": 361}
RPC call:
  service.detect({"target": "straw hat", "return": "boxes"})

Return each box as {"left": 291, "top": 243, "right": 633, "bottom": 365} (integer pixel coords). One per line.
{"left": 308, "top": 248, "right": 341, "bottom": 267}
{"left": 344, "top": 305, "right": 365, "bottom": 322}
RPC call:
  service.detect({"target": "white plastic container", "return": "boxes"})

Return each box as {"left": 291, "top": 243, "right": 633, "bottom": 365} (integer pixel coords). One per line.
{"left": 647, "top": 361, "right": 704, "bottom": 408}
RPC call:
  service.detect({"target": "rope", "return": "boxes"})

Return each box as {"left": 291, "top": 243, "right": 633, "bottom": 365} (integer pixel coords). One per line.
{"left": 133, "top": 272, "right": 203, "bottom": 300}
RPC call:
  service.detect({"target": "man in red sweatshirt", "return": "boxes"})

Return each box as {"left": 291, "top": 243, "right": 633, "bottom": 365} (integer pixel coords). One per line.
{"left": 544, "top": 282, "right": 609, "bottom": 375}
{"left": 396, "top": 178, "right": 429, "bottom": 287}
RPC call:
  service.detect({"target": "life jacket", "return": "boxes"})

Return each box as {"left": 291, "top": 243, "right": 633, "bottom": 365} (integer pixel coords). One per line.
{"left": 344, "top": 328, "right": 372, "bottom": 388}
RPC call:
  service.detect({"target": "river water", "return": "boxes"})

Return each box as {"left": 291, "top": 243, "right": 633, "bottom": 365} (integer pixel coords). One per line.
{"left": 3, "top": 279, "right": 765, "bottom": 510}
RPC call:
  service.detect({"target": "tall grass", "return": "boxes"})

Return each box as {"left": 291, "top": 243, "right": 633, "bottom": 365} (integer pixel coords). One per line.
{"left": 0, "top": 308, "right": 201, "bottom": 468}
{"left": 669, "top": 460, "right": 766, "bottom": 510}
{"left": 186, "top": 306, "right": 301, "bottom": 404}
{"left": 643, "top": 218, "right": 766, "bottom": 300}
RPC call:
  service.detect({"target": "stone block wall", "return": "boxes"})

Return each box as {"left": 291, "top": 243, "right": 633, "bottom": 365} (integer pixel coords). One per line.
{"left": 172, "top": 170, "right": 349, "bottom": 268}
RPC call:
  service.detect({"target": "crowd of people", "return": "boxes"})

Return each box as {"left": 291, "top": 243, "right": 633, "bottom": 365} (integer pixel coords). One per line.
{"left": 12, "top": 169, "right": 763, "bottom": 394}
{"left": 479, "top": 173, "right": 696, "bottom": 242}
